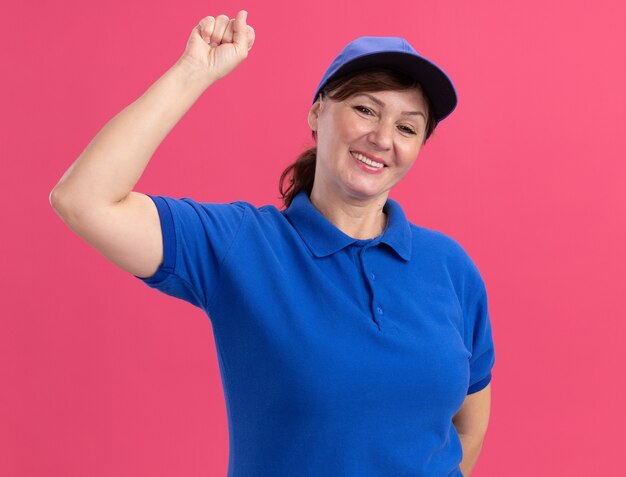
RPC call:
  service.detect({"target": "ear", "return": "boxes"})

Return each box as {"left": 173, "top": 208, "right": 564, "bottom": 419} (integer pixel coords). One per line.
{"left": 308, "top": 98, "right": 322, "bottom": 131}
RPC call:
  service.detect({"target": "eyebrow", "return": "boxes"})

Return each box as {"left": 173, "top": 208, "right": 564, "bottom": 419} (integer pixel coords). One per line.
{"left": 354, "top": 93, "right": 426, "bottom": 119}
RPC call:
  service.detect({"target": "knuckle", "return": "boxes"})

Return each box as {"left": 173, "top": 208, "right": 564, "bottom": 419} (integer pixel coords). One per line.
{"left": 199, "top": 18, "right": 214, "bottom": 30}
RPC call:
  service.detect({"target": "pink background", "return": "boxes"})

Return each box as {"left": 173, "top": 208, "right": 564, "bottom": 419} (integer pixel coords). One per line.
{"left": 3, "top": 0, "right": 625, "bottom": 475}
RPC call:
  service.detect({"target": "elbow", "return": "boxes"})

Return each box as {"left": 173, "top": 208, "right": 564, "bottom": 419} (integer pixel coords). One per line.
{"left": 49, "top": 186, "right": 78, "bottom": 216}
{"left": 49, "top": 186, "right": 70, "bottom": 211}
{"left": 49, "top": 187, "right": 62, "bottom": 209}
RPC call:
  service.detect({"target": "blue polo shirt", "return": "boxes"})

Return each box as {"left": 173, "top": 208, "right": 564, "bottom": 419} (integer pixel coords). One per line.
{"left": 135, "top": 190, "right": 495, "bottom": 477}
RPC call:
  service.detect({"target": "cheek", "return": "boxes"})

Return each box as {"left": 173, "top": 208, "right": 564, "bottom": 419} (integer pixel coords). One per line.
{"left": 321, "top": 124, "right": 356, "bottom": 151}
{"left": 397, "top": 145, "right": 421, "bottom": 166}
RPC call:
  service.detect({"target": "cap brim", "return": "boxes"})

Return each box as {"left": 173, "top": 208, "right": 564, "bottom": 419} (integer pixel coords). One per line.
{"left": 313, "top": 51, "right": 457, "bottom": 122}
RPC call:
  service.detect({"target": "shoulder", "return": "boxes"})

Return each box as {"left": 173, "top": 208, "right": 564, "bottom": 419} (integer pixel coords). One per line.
{"left": 229, "top": 200, "right": 286, "bottom": 226}
{"left": 408, "top": 222, "right": 486, "bottom": 294}
{"left": 150, "top": 196, "right": 289, "bottom": 240}
{"left": 409, "top": 223, "right": 476, "bottom": 267}
{"left": 192, "top": 198, "right": 294, "bottom": 239}
{"left": 169, "top": 196, "right": 281, "bottom": 220}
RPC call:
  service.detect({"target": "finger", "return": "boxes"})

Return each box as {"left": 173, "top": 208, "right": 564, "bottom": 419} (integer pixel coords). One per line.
{"left": 246, "top": 25, "right": 255, "bottom": 51}
{"left": 232, "top": 10, "right": 249, "bottom": 50}
{"left": 210, "top": 14, "right": 230, "bottom": 46}
{"left": 199, "top": 16, "right": 215, "bottom": 44}
{"left": 222, "top": 18, "right": 235, "bottom": 43}
{"left": 231, "top": 10, "right": 247, "bottom": 45}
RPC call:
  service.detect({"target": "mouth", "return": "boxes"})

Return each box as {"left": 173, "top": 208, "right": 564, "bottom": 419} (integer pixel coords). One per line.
{"left": 349, "top": 150, "right": 387, "bottom": 169}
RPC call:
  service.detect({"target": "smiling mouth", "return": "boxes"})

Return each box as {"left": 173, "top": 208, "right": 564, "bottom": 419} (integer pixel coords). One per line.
{"left": 350, "top": 151, "right": 386, "bottom": 168}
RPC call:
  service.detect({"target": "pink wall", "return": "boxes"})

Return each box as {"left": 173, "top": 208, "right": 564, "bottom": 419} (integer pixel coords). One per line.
{"left": 2, "top": 0, "right": 625, "bottom": 475}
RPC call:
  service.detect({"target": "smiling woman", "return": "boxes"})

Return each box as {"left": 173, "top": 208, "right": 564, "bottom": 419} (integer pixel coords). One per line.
{"left": 311, "top": 87, "right": 430, "bottom": 225}
{"left": 279, "top": 68, "right": 438, "bottom": 210}
{"left": 51, "top": 16, "right": 495, "bottom": 476}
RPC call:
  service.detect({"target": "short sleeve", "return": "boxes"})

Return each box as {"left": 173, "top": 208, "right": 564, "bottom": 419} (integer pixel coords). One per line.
{"left": 464, "top": 278, "right": 496, "bottom": 394}
{"left": 133, "top": 194, "right": 247, "bottom": 310}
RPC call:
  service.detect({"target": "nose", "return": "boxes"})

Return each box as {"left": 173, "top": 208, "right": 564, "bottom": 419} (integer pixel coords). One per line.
{"left": 367, "top": 120, "right": 393, "bottom": 150}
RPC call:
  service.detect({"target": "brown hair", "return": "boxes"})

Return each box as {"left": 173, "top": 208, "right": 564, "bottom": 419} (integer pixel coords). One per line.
{"left": 278, "top": 68, "right": 438, "bottom": 209}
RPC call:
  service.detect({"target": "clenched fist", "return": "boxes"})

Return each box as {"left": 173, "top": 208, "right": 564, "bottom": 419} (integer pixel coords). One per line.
{"left": 179, "top": 10, "right": 255, "bottom": 81}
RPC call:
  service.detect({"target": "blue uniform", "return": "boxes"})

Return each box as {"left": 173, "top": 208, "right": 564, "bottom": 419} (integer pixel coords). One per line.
{"left": 135, "top": 190, "right": 495, "bottom": 476}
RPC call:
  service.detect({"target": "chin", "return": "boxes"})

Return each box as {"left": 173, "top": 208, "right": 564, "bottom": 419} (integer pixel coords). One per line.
{"left": 343, "top": 184, "right": 388, "bottom": 201}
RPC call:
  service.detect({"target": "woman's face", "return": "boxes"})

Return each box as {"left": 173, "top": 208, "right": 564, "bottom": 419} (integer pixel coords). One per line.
{"left": 308, "top": 87, "right": 429, "bottom": 204}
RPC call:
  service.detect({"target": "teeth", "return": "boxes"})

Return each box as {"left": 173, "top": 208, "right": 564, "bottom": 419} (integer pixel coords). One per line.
{"left": 351, "top": 151, "right": 384, "bottom": 168}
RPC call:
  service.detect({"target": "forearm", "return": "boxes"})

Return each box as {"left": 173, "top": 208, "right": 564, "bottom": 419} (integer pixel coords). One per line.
{"left": 51, "top": 58, "right": 215, "bottom": 209}
{"left": 458, "top": 432, "right": 485, "bottom": 476}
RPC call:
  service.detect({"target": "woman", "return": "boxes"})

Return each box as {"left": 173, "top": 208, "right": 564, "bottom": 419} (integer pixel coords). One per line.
{"left": 50, "top": 10, "right": 495, "bottom": 477}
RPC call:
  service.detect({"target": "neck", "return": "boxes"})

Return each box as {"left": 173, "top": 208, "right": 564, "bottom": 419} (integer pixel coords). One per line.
{"left": 309, "top": 184, "right": 388, "bottom": 240}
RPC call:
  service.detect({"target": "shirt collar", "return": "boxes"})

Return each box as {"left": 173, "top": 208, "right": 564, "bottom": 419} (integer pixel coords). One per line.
{"left": 283, "top": 190, "right": 412, "bottom": 261}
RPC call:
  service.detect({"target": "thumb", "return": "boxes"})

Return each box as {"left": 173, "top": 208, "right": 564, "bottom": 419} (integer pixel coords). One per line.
{"left": 232, "top": 10, "right": 251, "bottom": 51}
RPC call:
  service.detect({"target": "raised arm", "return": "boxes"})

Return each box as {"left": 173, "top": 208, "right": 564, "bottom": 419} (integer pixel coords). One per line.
{"left": 49, "top": 11, "right": 255, "bottom": 278}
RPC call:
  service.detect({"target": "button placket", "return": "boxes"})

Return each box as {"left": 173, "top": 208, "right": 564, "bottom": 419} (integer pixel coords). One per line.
{"left": 361, "top": 246, "right": 383, "bottom": 329}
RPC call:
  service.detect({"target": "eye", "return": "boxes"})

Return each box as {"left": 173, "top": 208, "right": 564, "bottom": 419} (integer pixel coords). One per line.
{"left": 353, "top": 105, "right": 418, "bottom": 136}
{"left": 398, "top": 125, "right": 417, "bottom": 135}
{"left": 353, "top": 105, "right": 374, "bottom": 115}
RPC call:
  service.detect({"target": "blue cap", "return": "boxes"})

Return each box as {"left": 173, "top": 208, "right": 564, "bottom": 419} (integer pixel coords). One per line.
{"left": 312, "top": 36, "right": 458, "bottom": 122}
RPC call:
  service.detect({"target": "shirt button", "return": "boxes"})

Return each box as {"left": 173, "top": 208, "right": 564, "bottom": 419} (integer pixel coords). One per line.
{"left": 377, "top": 305, "right": 383, "bottom": 314}
{"left": 371, "top": 272, "right": 376, "bottom": 280}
